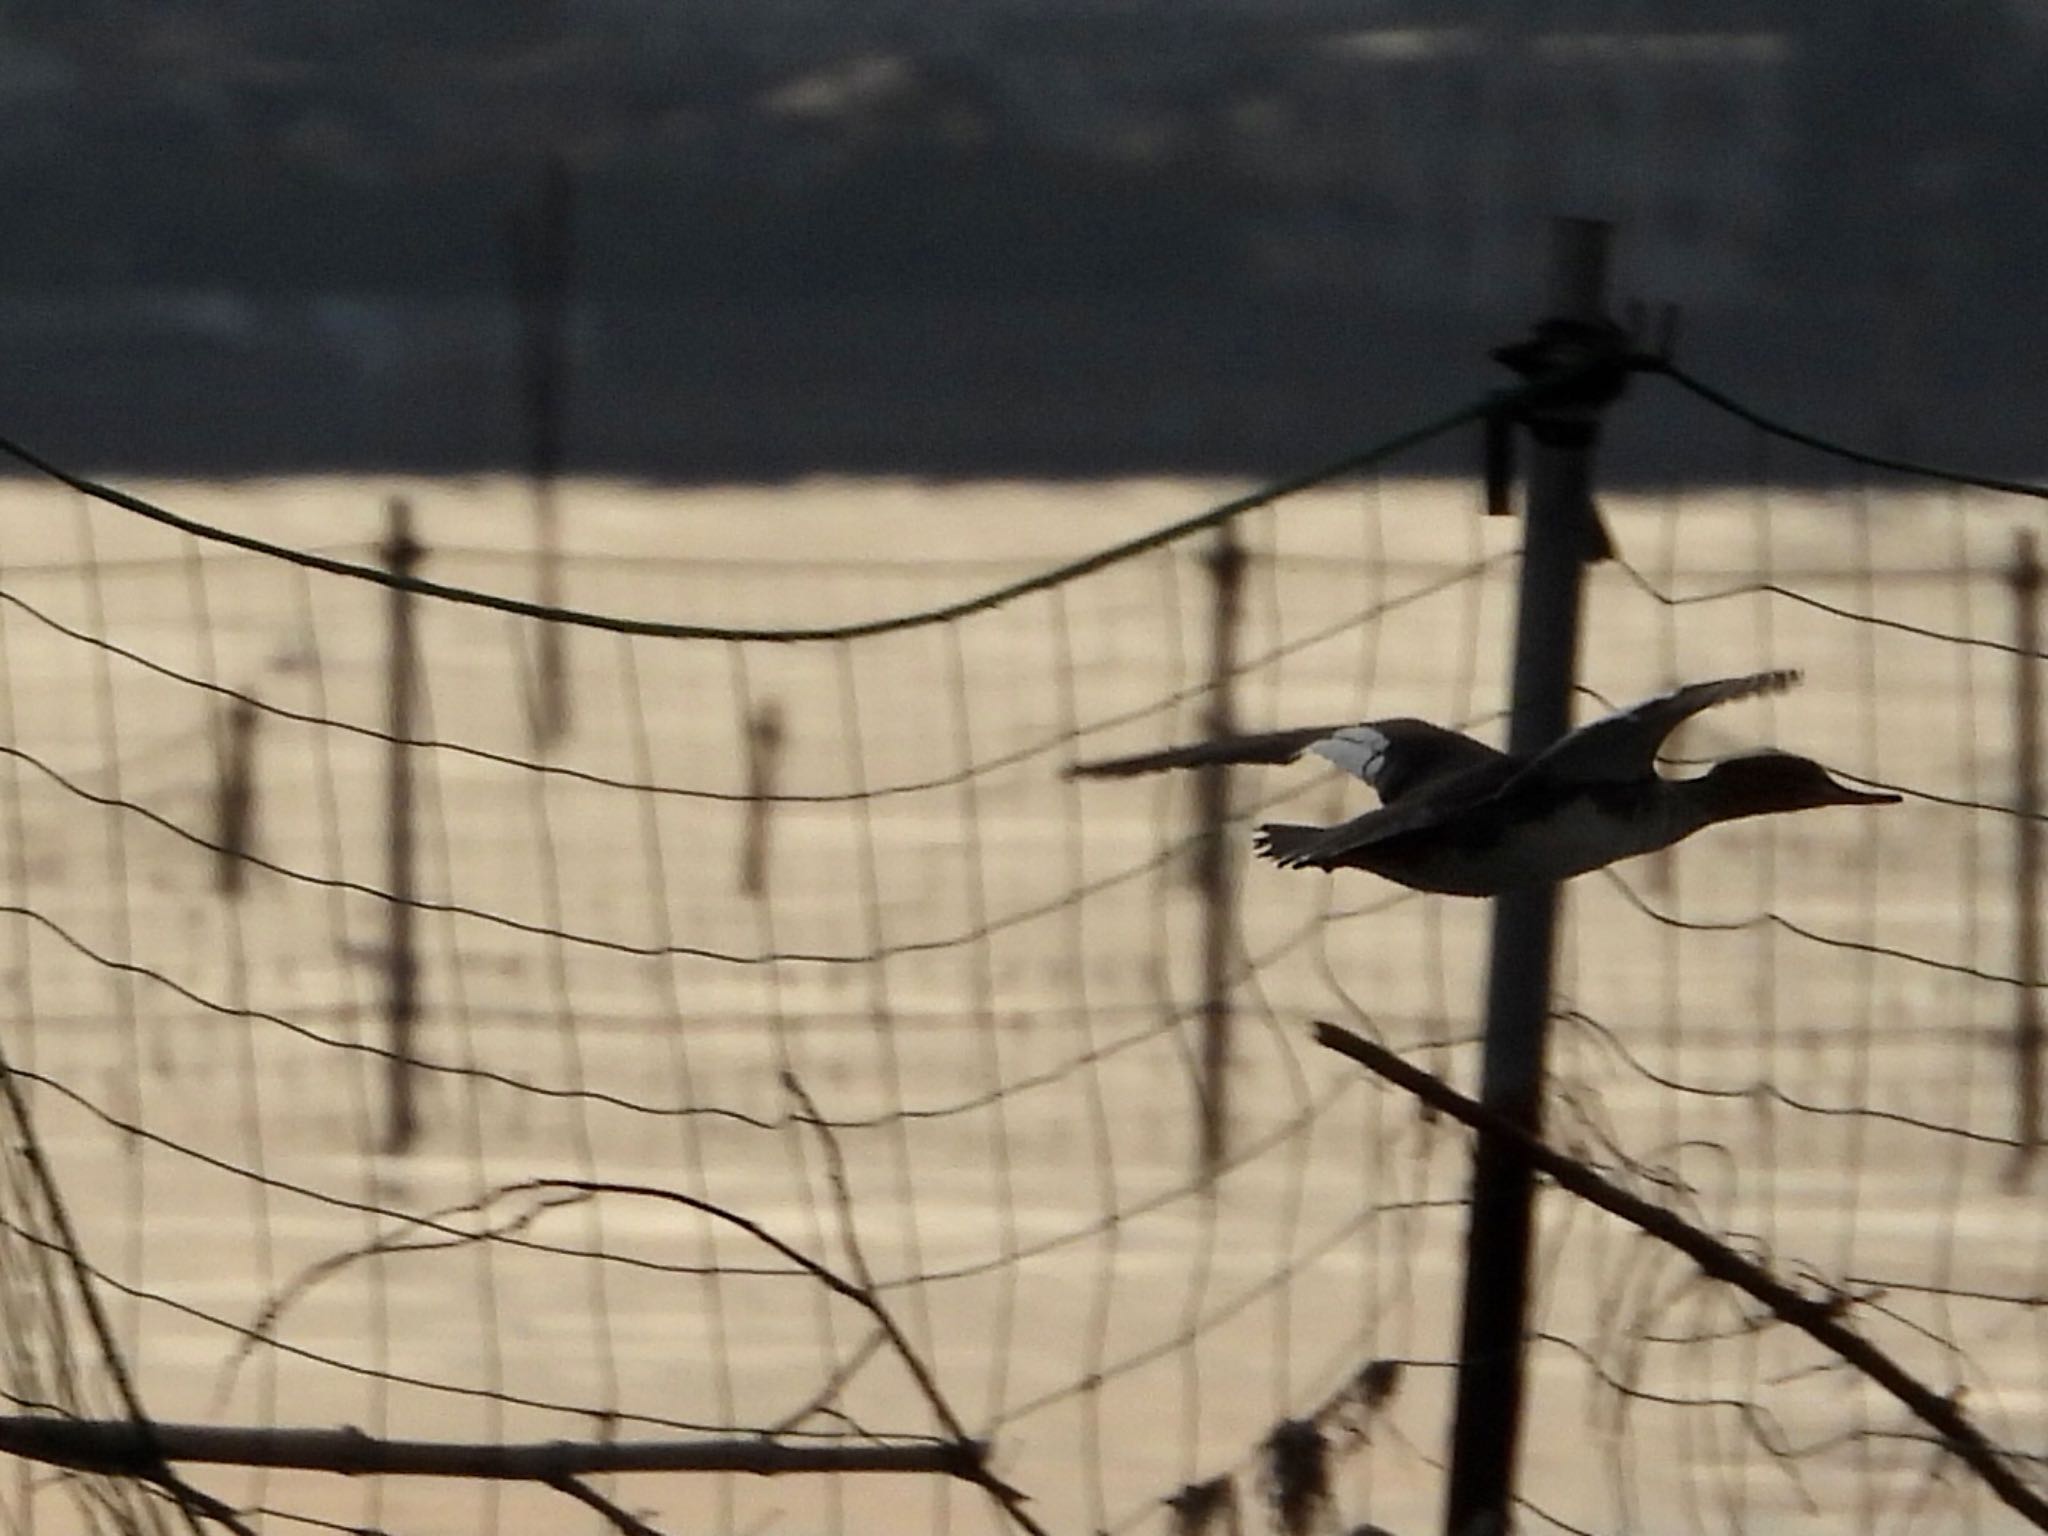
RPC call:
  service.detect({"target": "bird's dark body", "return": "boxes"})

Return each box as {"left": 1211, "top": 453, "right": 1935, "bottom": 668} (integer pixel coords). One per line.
{"left": 1269, "top": 776, "right": 1673, "bottom": 895}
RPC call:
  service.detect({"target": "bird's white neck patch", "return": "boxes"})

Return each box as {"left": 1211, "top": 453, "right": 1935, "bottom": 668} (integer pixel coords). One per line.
{"left": 1310, "top": 725, "right": 1391, "bottom": 786}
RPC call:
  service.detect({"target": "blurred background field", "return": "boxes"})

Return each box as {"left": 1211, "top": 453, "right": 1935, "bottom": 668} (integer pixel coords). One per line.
{"left": 1, "top": 441, "right": 2042, "bottom": 1533}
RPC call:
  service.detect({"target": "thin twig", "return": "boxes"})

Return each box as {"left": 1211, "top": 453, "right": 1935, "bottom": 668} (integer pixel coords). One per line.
{"left": 545, "top": 1473, "right": 670, "bottom": 1536}
{"left": 768, "top": 1326, "right": 887, "bottom": 1435}
{"left": 780, "top": 1073, "right": 1050, "bottom": 1536}
{"left": 0, "top": 1052, "right": 209, "bottom": 1536}
{"left": 147, "top": 1469, "right": 258, "bottom": 1536}
{"left": 782, "top": 1071, "right": 877, "bottom": 1291}
{"left": 494, "top": 1177, "right": 1044, "bottom": 1533}
{"left": 213, "top": 1187, "right": 591, "bottom": 1407}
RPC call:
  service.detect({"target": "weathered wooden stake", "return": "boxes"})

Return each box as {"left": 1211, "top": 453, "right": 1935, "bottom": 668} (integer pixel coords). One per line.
{"left": 381, "top": 496, "right": 422, "bottom": 1154}
{"left": 1194, "top": 523, "right": 1246, "bottom": 1181}
{"left": 212, "top": 693, "right": 259, "bottom": 898}
{"left": 2008, "top": 530, "right": 2043, "bottom": 1186}
{"left": 739, "top": 701, "right": 785, "bottom": 896}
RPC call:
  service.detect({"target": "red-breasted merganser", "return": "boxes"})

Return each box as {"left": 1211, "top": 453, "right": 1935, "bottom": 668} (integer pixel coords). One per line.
{"left": 1067, "top": 670, "right": 1898, "bottom": 896}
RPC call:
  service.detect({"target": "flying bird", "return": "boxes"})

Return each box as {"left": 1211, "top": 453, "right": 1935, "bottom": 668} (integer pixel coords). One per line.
{"left": 1067, "top": 670, "right": 1897, "bottom": 896}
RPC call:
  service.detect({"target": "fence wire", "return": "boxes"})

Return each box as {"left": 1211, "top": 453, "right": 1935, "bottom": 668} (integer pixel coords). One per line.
{"left": 0, "top": 367, "right": 2041, "bottom": 1536}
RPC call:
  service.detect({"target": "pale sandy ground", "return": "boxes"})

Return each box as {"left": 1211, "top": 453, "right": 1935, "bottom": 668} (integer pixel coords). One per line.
{"left": 0, "top": 471, "right": 2043, "bottom": 1535}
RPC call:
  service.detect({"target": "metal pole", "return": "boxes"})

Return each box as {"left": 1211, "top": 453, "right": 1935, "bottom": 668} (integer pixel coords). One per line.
{"left": 1195, "top": 523, "right": 1247, "bottom": 1181}
{"left": 1442, "top": 217, "right": 1613, "bottom": 1536}
{"left": 381, "top": 496, "right": 422, "bottom": 1154}
{"left": 2008, "top": 531, "right": 2043, "bottom": 1186}
{"left": 513, "top": 158, "right": 573, "bottom": 751}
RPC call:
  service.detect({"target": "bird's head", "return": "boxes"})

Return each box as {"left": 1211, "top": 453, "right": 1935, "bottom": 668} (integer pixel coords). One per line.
{"left": 1698, "top": 753, "right": 1900, "bottom": 819}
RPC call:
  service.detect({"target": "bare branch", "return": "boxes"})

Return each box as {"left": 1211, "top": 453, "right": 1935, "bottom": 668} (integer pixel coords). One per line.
{"left": 0, "top": 1417, "right": 979, "bottom": 1480}
{"left": 1314, "top": 1020, "right": 2048, "bottom": 1533}
{"left": 147, "top": 1468, "right": 258, "bottom": 1536}
{"left": 545, "top": 1472, "right": 670, "bottom": 1536}
{"left": 214, "top": 1186, "right": 590, "bottom": 1408}
{"left": 768, "top": 1326, "right": 887, "bottom": 1436}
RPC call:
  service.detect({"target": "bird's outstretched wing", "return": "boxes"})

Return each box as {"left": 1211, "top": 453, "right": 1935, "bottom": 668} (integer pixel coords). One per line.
{"left": 1304, "top": 719, "right": 1507, "bottom": 803}
{"left": 1255, "top": 798, "right": 1446, "bottom": 869}
{"left": 1067, "top": 716, "right": 1506, "bottom": 803}
{"left": 1254, "top": 734, "right": 1519, "bottom": 869}
{"left": 1064, "top": 725, "right": 1348, "bottom": 779}
{"left": 1526, "top": 670, "right": 1800, "bottom": 785}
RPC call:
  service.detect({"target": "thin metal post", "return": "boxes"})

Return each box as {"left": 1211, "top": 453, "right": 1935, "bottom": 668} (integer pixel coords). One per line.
{"left": 381, "top": 497, "right": 422, "bottom": 1154}
{"left": 1443, "top": 217, "right": 1613, "bottom": 1536}
{"left": 512, "top": 158, "right": 573, "bottom": 751}
{"left": 2008, "top": 531, "right": 2043, "bottom": 1185}
{"left": 1195, "top": 523, "right": 1247, "bottom": 1180}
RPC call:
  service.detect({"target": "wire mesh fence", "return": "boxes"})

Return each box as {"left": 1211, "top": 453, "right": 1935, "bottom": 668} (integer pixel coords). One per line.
{"left": 0, "top": 361, "right": 2042, "bottom": 1536}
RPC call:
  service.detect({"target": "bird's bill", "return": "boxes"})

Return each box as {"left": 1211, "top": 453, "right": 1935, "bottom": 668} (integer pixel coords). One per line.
{"left": 1819, "top": 775, "right": 1902, "bottom": 805}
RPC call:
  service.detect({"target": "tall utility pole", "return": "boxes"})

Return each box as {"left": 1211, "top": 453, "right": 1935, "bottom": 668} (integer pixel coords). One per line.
{"left": 1443, "top": 217, "right": 1622, "bottom": 1536}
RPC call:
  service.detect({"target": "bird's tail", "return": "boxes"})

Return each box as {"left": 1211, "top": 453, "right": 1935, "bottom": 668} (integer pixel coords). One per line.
{"left": 1253, "top": 823, "right": 1330, "bottom": 870}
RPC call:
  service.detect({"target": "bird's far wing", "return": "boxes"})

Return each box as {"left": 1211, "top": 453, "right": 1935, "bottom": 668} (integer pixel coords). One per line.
{"left": 1254, "top": 794, "right": 1451, "bottom": 869}
{"left": 1064, "top": 724, "right": 1347, "bottom": 779}
{"left": 1312, "top": 718, "right": 1508, "bottom": 803}
{"left": 1527, "top": 669, "right": 1802, "bottom": 784}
